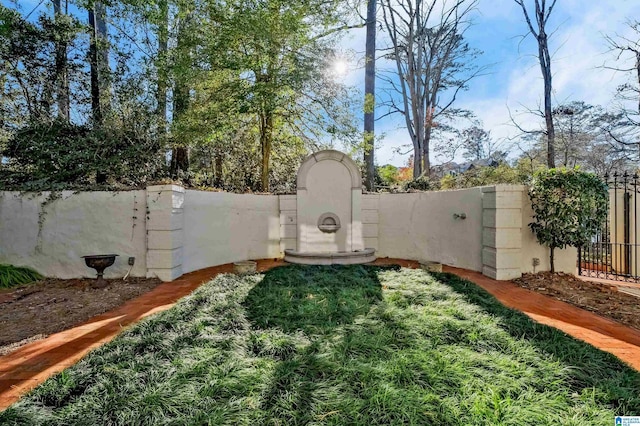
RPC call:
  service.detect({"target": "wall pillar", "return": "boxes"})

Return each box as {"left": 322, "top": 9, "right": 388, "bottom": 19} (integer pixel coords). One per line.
{"left": 146, "top": 185, "right": 185, "bottom": 281}
{"left": 482, "top": 185, "right": 524, "bottom": 280}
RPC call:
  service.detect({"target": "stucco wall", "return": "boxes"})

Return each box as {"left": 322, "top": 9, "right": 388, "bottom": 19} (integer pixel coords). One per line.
{"left": 377, "top": 189, "right": 485, "bottom": 271}
{"left": 0, "top": 185, "right": 579, "bottom": 281}
{"left": 0, "top": 190, "right": 147, "bottom": 278}
{"left": 181, "top": 191, "right": 280, "bottom": 274}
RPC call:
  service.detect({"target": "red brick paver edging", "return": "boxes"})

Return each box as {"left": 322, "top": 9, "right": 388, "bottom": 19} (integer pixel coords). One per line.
{"left": 444, "top": 266, "right": 640, "bottom": 371}
{"left": 1, "top": 258, "right": 639, "bottom": 411}
{"left": 0, "top": 259, "right": 284, "bottom": 410}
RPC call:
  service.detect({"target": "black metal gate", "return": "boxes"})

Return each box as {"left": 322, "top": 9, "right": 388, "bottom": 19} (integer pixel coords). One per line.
{"left": 578, "top": 172, "right": 640, "bottom": 282}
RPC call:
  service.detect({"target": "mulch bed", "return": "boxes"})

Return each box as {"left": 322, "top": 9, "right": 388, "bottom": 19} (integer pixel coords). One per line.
{"left": 513, "top": 272, "right": 640, "bottom": 331}
{"left": 0, "top": 277, "right": 162, "bottom": 355}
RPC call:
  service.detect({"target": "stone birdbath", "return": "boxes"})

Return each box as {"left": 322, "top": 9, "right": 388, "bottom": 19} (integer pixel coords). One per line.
{"left": 82, "top": 254, "right": 118, "bottom": 288}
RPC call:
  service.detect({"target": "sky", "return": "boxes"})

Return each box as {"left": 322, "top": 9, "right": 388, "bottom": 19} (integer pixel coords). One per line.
{"left": 6, "top": 0, "right": 640, "bottom": 168}
{"left": 339, "top": 0, "right": 640, "bottom": 167}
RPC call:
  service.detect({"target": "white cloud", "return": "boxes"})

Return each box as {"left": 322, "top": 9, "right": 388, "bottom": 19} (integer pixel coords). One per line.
{"left": 339, "top": 0, "right": 640, "bottom": 167}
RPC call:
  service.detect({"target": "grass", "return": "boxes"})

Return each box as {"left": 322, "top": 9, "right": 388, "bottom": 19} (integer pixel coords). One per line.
{"left": 1, "top": 264, "right": 639, "bottom": 425}
{"left": 0, "top": 264, "right": 42, "bottom": 289}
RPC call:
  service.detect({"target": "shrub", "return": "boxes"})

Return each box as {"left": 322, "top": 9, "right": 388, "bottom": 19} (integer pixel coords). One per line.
{"left": 402, "top": 175, "right": 435, "bottom": 191}
{"left": 0, "top": 264, "right": 42, "bottom": 288}
{"left": 2, "top": 120, "right": 166, "bottom": 190}
{"left": 528, "top": 167, "right": 608, "bottom": 272}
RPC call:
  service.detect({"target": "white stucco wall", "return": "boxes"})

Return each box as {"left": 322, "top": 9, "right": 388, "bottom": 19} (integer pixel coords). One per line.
{"left": 377, "top": 188, "right": 485, "bottom": 271}
{"left": 0, "top": 190, "right": 147, "bottom": 278}
{"left": 181, "top": 191, "right": 280, "bottom": 274}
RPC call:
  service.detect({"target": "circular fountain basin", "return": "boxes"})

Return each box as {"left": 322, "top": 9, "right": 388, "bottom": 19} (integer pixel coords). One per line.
{"left": 284, "top": 248, "right": 376, "bottom": 265}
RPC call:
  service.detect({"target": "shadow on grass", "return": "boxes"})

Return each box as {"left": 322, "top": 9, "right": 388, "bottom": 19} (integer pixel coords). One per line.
{"left": 244, "top": 264, "right": 414, "bottom": 424}
{"left": 433, "top": 271, "right": 640, "bottom": 414}
{"left": 244, "top": 264, "right": 393, "bottom": 335}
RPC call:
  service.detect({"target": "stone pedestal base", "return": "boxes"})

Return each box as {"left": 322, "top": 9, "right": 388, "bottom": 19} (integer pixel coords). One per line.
{"left": 284, "top": 248, "right": 376, "bottom": 265}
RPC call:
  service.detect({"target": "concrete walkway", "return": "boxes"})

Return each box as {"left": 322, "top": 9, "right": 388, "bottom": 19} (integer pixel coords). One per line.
{"left": 1, "top": 259, "right": 640, "bottom": 411}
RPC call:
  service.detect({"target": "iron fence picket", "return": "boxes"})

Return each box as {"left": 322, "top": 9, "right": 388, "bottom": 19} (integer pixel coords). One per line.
{"left": 578, "top": 171, "right": 640, "bottom": 283}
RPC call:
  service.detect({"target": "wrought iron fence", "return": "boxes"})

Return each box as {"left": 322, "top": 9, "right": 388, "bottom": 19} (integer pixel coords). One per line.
{"left": 578, "top": 171, "right": 640, "bottom": 282}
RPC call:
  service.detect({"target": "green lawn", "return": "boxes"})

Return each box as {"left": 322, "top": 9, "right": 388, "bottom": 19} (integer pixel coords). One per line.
{"left": 2, "top": 265, "right": 639, "bottom": 425}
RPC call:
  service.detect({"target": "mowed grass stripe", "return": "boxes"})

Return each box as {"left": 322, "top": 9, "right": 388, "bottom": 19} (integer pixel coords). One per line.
{"left": 1, "top": 265, "right": 638, "bottom": 425}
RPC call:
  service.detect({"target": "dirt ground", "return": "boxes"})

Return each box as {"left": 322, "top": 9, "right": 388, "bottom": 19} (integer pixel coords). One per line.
{"left": 513, "top": 272, "right": 640, "bottom": 331}
{"left": 0, "top": 277, "right": 162, "bottom": 355}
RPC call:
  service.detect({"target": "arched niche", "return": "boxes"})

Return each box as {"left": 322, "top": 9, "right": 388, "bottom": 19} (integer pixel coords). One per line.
{"left": 294, "top": 149, "right": 364, "bottom": 254}
{"left": 297, "top": 150, "right": 362, "bottom": 191}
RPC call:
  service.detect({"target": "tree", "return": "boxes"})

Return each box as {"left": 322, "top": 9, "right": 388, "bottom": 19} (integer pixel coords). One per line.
{"left": 210, "top": 0, "right": 358, "bottom": 191}
{"left": 528, "top": 168, "right": 608, "bottom": 273}
{"left": 88, "top": 1, "right": 109, "bottom": 125}
{"left": 376, "top": 164, "right": 399, "bottom": 186}
{"left": 53, "top": 0, "right": 70, "bottom": 121}
{"left": 518, "top": 102, "right": 632, "bottom": 175}
{"left": 363, "top": 0, "right": 376, "bottom": 191}
{"left": 380, "top": 0, "right": 481, "bottom": 178}
{"left": 460, "top": 125, "right": 506, "bottom": 161}
{"left": 514, "top": 0, "right": 557, "bottom": 168}
{"left": 170, "top": 0, "right": 197, "bottom": 178}
{"left": 604, "top": 20, "right": 640, "bottom": 162}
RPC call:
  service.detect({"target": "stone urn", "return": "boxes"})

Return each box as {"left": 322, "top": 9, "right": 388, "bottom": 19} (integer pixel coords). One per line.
{"left": 82, "top": 254, "right": 118, "bottom": 288}
{"left": 233, "top": 260, "right": 257, "bottom": 275}
{"left": 420, "top": 261, "right": 443, "bottom": 273}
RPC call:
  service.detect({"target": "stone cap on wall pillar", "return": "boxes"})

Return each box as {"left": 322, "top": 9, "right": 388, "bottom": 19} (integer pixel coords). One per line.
{"left": 481, "top": 185, "right": 526, "bottom": 193}
{"left": 146, "top": 184, "right": 186, "bottom": 193}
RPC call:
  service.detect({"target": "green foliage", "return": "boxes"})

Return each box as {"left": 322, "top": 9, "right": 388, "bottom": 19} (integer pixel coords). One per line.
{"left": 528, "top": 168, "right": 608, "bottom": 271}
{"left": 0, "top": 1, "right": 360, "bottom": 193}
{"left": 2, "top": 120, "right": 165, "bottom": 190}
{"left": 440, "top": 163, "right": 528, "bottom": 189}
{"left": 375, "top": 164, "right": 399, "bottom": 187}
{"left": 2, "top": 266, "right": 639, "bottom": 424}
{"left": 402, "top": 175, "right": 436, "bottom": 191}
{"left": 0, "top": 264, "right": 42, "bottom": 288}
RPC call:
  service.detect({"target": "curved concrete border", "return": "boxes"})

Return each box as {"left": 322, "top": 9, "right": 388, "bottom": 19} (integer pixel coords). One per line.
{"left": 284, "top": 248, "right": 376, "bottom": 265}
{"left": 296, "top": 150, "right": 362, "bottom": 190}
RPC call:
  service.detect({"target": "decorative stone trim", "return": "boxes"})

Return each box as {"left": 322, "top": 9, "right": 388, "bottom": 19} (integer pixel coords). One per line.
{"left": 481, "top": 185, "right": 524, "bottom": 280}
{"left": 146, "top": 185, "right": 185, "bottom": 281}
{"left": 361, "top": 194, "right": 379, "bottom": 251}
{"left": 279, "top": 195, "right": 297, "bottom": 253}
{"left": 317, "top": 212, "right": 341, "bottom": 233}
{"left": 296, "top": 150, "right": 362, "bottom": 190}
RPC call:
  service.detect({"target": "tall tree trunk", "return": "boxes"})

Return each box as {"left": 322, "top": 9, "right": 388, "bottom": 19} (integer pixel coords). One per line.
{"left": 171, "top": 74, "right": 190, "bottom": 177}
{"left": 540, "top": 34, "right": 555, "bottom": 168}
{"left": 214, "top": 151, "right": 223, "bottom": 187}
{"left": 363, "top": 0, "right": 376, "bottom": 191}
{"left": 422, "top": 125, "right": 432, "bottom": 177}
{"left": 53, "top": 0, "right": 69, "bottom": 122}
{"left": 170, "top": 9, "right": 191, "bottom": 178}
{"left": 550, "top": 245, "right": 555, "bottom": 273}
{"left": 515, "top": 0, "right": 557, "bottom": 168}
{"left": 88, "top": 8, "right": 101, "bottom": 125}
{"left": 260, "top": 111, "right": 273, "bottom": 192}
{"left": 412, "top": 146, "right": 423, "bottom": 179}
{"left": 88, "top": 5, "right": 106, "bottom": 183}
{"left": 156, "top": 0, "right": 168, "bottom": 131}
{"left": 95, "top": 1, "right": 109, "bottom": 117}
{"left": 636, "top": 50, "right": 640, "bottom": 161}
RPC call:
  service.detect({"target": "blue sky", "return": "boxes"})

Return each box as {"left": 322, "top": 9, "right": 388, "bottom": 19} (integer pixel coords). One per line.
{"left": 7, "top": 0, "right": 640, "bottom": 167}
{"left": 341, "top": 0, "right": 640, "bottom": 166}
